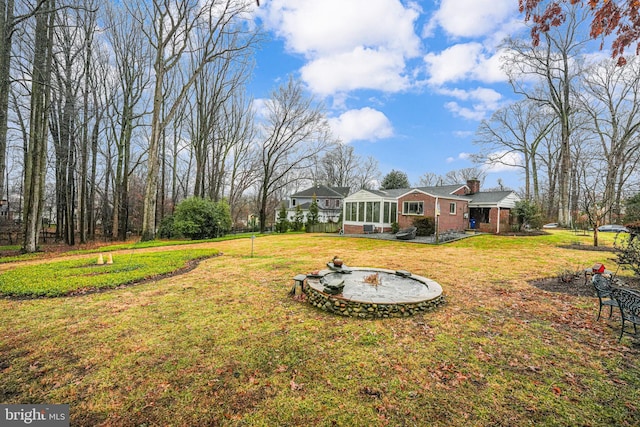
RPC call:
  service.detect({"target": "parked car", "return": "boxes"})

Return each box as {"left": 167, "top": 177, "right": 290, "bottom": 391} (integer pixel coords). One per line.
{"left": 542, "top": 223, "right": 559, "bottom": 229}
{"left": 597, "top": 224, "right": 629, "bottom": 233}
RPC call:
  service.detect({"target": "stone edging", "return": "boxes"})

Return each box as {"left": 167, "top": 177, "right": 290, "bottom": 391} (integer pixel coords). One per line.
{"left": 302, "top": 268, "right": 445, "bottom": 318}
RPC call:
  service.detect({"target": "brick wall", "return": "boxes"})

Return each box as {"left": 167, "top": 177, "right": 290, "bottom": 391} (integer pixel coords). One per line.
{"left": 482, "top": 207, "right": 513, "bottom": 233}
{"left": 438, "top": 203, "right": 467, "bottom": 231}
{"left": 397, "top": 192, "right": 468, "bottom": 231}
{"left": 343, "top": 224, "right": 393, "bottom": 234}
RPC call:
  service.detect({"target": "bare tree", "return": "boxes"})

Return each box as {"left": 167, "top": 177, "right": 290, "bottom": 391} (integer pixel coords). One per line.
{"left": 317, "top": 143, "right": 381, "bottom": 192}
{"left": 50, "top": 3, "right": 91, "bottom": 245}
{"left": 354, "top": 155, "right": 380, "bottom": 190}
{"left": 577, "top": 155, "right": 610, "bottom": 246}
{"left": 0, "top": 0, "right": 50, "bottom": 213}
{"left": 256, "top": 76, "right": 333, "bottom": 232}
{"left": 535, "top": 125, "right": 563, "bottom": 218}
{"left": 417, "top": 172, "right": 440, "bottom": 187}
{"left": 475, "top": 99, "right": 556, "bottom": 201}
{"left": 443, "top": 167, "right": 486, "bottom": 185}
{"left": 579, "top": 58, "right": 640, "bottom": 222}
{"left": 130, "top": 0, "right": 257, "bottom": 241}
{"left": 503, "top": 5, "right": 588, "bottom": 226}
{"left": 318, "top": 143, "right": 355, "bottom": 188}
{"left": 188, "top": 32, "right": 253, "bottom": 201}
{"left": 104, "top": 3, "right": 151, "bottom": 240}
{"left": 220, "top": 91, "right": 257, "bottom": 218}
{"left": 22, "top": 0, "right": 54, "bottom": 253}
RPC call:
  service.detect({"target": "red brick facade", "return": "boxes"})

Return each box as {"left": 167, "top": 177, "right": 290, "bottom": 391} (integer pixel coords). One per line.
{"left": 475, "top": 207, "right": 512, "bottom": 233}
{"left": 397, "top": 191, "right": 467, "bottom": 231}
{"left": 341, "top": 185, "right": 518, "bottom": 235}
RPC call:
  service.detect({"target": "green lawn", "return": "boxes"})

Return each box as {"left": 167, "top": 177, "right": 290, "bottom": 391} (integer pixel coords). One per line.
{"left": 0, "top": 248, "right": 221, "bottom": 297}
{"left": 0, "top": 231, "right": 638, "bottom": 426}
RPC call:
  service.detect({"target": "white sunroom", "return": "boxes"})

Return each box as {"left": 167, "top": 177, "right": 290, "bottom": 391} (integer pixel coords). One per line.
{"left": 342, "top": 189, "right": 403, "bottom": 233}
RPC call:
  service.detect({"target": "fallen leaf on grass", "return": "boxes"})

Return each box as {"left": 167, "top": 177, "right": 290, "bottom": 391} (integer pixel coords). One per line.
{"left": 290, "top": 374, "right": 304, "bottom": 391}
{"left": 360, "top": 386, "right": 382, "bottom": 398}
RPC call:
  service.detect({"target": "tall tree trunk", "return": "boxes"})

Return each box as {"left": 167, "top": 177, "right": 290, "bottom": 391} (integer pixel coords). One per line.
{"left": 171, "top": 124, "right": 179, "bottom": 213}
{"left": 22, "top": 0, "right": 54, "bottom": 253}
{"left": 79, "top": 18, "right": 94, "bottom": 244}
{"left": 531, "top": 153, "right": 540, "bottom": 203}
{"left": 101, "top": 141, "right": 112, "bottom": 237}
{"left": 0, "top": 0, "right": 14, "bottom": 201}
{"left": 88, "top": 118, "right": 98, "bottom": 239}
{"left": 141, "top": 67, "right": 163, "bottom": 241}
{"left": 557, "top": 49, "right": 572, "bottom": 227}
{"left": 159, "top": 119, "right": 166, "bottom": 223}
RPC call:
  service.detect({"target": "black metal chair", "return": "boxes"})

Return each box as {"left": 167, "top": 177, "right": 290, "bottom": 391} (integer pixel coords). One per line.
{"left": 592, "top": 274, "right": 619, "bottom": 321}
{"left": 611, "top": 288, "right": 640, "bottom": 341}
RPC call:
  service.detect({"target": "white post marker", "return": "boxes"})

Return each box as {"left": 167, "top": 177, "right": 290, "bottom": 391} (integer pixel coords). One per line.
{"left": 251, "top": 235, "right": 255, "bottom": 257}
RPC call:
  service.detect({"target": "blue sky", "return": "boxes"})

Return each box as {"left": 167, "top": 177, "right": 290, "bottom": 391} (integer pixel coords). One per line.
{"left": 249, "top": 0, "right": 533, "bottom": 190}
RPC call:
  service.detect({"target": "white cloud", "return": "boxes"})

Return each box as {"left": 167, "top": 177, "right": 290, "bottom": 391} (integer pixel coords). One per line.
{"left": 482, "top": 150, "right": 523, "bottom": 172}
{"left": 300, "top": 47, "right": 409, "bottom": 96}
{"left": 474, "top": 49, "right": 510, "bottom": 83}
{"left": 430, "top": 0, "right": 518, "bottom": 38}
{"left": 446, "top": 152, "right": 472, "bottom": 163}
{"left": 263, "top": 0, "right": 420, "bottom": 56}
{"left": 251, "top": 98, "right": 268, "bottom": 119}
{"left": 439, "top": 87, "right": 502, "bottom": 104}
{"left": 261, "top": 0, "right": 422, "bottom": 96}
{"left": 442, "top": 87, "right": 502, "bottom": 121}
{"left": 453, "top": 131, "right": 474, "bottom": 138}
{"left": 328, "top": 107, "right": 394, "bottom": 143}
{"left": 424, "top": 43, "right": 508, "bottom": 86}
{"left": 445, "top": 102, "right": 489, "bottom": 121}
{"left": 424, "top": 43, "right": 483, "bottom": 85}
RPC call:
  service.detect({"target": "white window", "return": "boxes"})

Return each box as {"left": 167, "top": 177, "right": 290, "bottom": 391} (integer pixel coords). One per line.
{"left": 403, "top": 201, "right": 423, "bottom": 215}
{"left": 449, "top": 202, "right": 456, "bottom": 215}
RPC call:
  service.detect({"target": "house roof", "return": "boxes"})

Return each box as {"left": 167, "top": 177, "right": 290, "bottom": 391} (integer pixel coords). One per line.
{"left": 291, "top": 185, "right": 350, "bottom": 198}
{"left": 361, "top": 188, "right": 408, "bottom": 198}
{"left": 345, "top": 186, "right": 520, "bottom": 209}
{"left": 347, "top": 185, "right": 468, "bottom": 200}
{"left": 410, "top": 184, "right": 469, "bottom": 199}
{"left": 469, "top": 191, "right": 520, "bottom": 208}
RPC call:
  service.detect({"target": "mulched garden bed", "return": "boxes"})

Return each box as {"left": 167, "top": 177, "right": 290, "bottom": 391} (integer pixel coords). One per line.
{"left": 530, "top": 272, "right": 640, "bottom": 297}
{"left": 559, "top": 244, "right": 616, "bottom": 252}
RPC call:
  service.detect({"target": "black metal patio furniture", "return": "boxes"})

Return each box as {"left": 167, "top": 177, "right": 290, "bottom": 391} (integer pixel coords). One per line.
{"left": 592, "top": 274, "right": 619, "bottom": 321}
{"left": 611, "top": 288, "right": 640, "bottom": 341}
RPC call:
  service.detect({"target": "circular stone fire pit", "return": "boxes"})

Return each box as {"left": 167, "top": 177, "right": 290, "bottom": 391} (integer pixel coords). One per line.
{"left": 304, "top": 267, "right": 444, "bottom": 318}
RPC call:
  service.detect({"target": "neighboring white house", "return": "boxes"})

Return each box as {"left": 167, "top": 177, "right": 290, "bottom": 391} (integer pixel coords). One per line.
{"left": 278, "top": 185, "right": 350, "bottom": 223}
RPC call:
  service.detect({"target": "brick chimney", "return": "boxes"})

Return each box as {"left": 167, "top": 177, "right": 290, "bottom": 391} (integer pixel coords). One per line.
{"left": 467, "top": 178, "right": 480, "bottom": 194}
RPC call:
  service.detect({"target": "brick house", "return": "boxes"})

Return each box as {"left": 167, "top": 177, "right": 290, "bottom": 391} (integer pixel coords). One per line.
{"left": 342, "top": 179, "right": 520, "bottom": 234}
{"left": 468, "top": 190, "right": 520, "bottom": 233}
